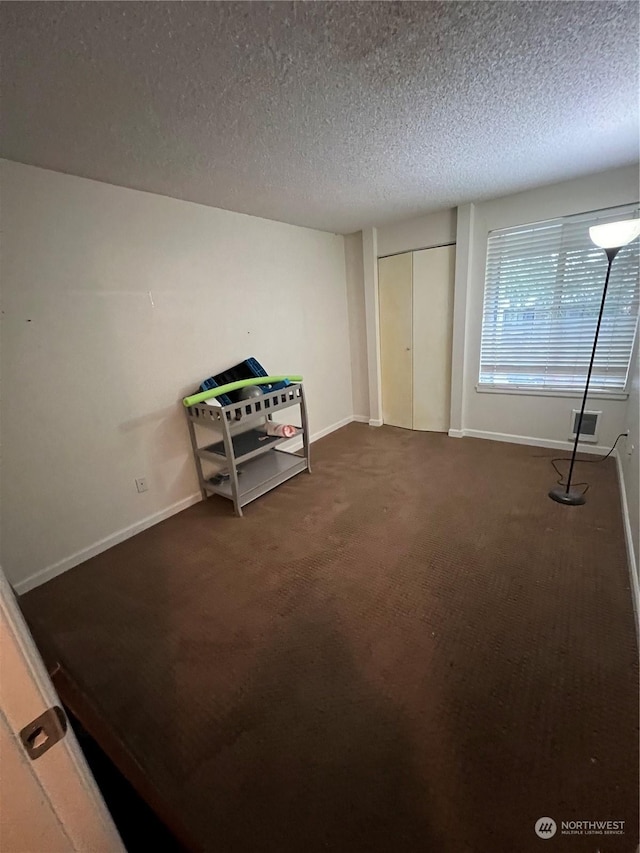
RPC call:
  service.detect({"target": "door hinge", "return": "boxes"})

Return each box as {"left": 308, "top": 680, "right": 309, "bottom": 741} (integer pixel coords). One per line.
{"left": 19, "top": 706, "right": 67, "bottom": 760}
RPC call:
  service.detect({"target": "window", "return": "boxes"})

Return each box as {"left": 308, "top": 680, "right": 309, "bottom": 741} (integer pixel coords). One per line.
{"left": 478, "top": 205, "right": 640, "bottom": 395}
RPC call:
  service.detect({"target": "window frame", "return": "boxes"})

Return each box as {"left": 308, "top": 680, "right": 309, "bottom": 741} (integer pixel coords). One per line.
{"left": 476, "top": 203, "right": 640, "bottom": 400}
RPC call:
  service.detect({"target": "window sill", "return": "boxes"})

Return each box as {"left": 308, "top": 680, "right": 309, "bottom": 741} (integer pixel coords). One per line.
{"left": 475, "top": 385, "right": 629, "bottom": 402}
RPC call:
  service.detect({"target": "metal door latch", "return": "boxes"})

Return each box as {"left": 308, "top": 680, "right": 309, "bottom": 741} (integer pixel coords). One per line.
{"left": 19, "top": 706, "right": 67, "bottom": 760}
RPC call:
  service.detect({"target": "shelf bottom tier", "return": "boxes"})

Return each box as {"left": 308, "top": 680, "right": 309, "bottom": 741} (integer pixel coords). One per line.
{"left": 203, "top": 449, "right": 308, "bottom": 508}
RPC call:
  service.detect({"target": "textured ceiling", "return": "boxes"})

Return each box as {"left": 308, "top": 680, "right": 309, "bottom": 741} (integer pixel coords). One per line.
{"left": 1, "top": 1, "right": 639, "bottom": 233}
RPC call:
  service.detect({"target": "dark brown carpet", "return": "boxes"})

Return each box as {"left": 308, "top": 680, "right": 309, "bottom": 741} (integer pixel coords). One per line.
{"left": 21, "top": 424, "right": 639, "bottom": 853}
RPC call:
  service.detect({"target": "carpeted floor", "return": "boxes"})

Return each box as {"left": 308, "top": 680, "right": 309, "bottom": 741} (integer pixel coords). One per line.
{"left": 21, "top": 424, "right": 639, "bottom": 853}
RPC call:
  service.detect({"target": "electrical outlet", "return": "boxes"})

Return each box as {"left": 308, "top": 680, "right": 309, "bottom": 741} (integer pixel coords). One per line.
{"left": 135, "top": 477, "right": 148, "bottom": 493}
{"left": 621, "top": 430, "right": 634, "bottom": 457}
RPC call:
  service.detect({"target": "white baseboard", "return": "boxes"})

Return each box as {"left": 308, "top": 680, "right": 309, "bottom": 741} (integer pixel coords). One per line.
{"left": 17, "top": 414, "right": 366, "bottom": 594}
{"left": 312, "top": 415, "right": 355, "bottom": 440}
{"left": 448, "top": 428, "right": 610, "bottom": 456}
{"left": 14, "top": 492, "right": 202, "bottom": 595}
{"left": 283, "top": 414, "right": 357, "bottom": 452}
{"left": 368, "top": 418, "right": 383, "bottom": 427}
{"left": 353, "top": 415, "right": 370, "bottom": 424}
{"left": 615, "top": 450, "right": 639, "bottom": 639}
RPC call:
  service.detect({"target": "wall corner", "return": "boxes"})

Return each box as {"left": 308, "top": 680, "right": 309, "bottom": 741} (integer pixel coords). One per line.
{"left": 450, "top": 203, "right": 475, "bottom": 433}
{"left": 362, "top": 227, "right": 382, "bottom": 424}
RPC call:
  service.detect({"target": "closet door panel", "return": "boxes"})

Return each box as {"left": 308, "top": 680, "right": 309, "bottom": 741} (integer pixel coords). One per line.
{"left": 378, "top": 253, "right": 413, "bottom": 429}
{"left": 412, "top": 245, "right": 455, "bottom": 432}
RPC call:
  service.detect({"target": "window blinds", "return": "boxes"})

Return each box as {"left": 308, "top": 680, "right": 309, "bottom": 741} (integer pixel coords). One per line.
{"left": 479, "top": 205, "right": 640, "bottom": 393}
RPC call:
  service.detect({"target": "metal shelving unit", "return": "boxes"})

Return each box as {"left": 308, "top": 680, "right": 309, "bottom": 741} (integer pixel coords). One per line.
{"left": 185, "top": 382, "right": 311, "bottom": 516}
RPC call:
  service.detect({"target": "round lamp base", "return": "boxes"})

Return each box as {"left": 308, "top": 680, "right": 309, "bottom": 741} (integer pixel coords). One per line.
{"left": 548, "top": 486, "right": 586, "bottom": 506}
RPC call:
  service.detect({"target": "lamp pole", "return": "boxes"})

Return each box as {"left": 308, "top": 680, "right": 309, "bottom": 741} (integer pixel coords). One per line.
{"left": 548, "top": 247, "right": 620, "bottom": 505}
{"left": 548, "top": 217, "right": 640, "bottom": 506}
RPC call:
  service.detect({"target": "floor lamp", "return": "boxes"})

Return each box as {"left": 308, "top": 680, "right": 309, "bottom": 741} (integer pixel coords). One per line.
{"left": 549, "top": 217, "right": 640, "bottom": 506}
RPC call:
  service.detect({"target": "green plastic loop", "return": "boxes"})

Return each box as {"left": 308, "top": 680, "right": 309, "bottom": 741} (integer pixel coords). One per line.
{"left": 182, "top": 375, "right": 303, "bottom": 407}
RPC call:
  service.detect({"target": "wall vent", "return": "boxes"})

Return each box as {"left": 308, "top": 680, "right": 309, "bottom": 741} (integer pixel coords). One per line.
{"left": 569, "top": 409, "right": 601, "bottom": 443}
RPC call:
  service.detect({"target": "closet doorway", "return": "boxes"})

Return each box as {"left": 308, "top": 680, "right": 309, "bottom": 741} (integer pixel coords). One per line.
{"left": 378, "top": 245, "right": 455, "bottom": 432}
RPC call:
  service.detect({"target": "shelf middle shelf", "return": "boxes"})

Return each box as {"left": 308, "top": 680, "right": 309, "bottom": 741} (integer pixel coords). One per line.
{"left": 197, "top": 426, "right": 301, "bottom": 466}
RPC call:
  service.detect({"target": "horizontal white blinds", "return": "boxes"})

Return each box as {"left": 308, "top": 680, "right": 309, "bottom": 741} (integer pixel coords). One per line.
{"left": 479, "top": 205, "right": 640, "bottom": 393}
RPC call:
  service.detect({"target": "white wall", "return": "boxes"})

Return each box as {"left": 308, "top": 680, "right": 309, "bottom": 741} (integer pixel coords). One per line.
{"left": 344, "top": 232, "right": 369, "bottom": 419}
{"left": 376, "top": 209, "right": 457, "bottom": 257}
{"left": 1, "top": 160, "right": 354, "bottom": 590}
{"left": 454, "top": 164, "right": 640, "bottom": 449}
{"left": 619, "top": 341, "right": 639, "bottom": 590}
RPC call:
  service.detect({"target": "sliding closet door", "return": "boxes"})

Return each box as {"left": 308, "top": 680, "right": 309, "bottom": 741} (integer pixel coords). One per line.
{"left": 378, "top": 252, "right": 413, "bottom": 429}
{"left": 412, "top": 245, "right": 455, "bottom": 432}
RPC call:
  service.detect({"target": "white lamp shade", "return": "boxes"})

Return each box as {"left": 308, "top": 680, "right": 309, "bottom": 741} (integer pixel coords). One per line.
{"left": 589, "top": 219, "right": 640, "bottom": 249}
